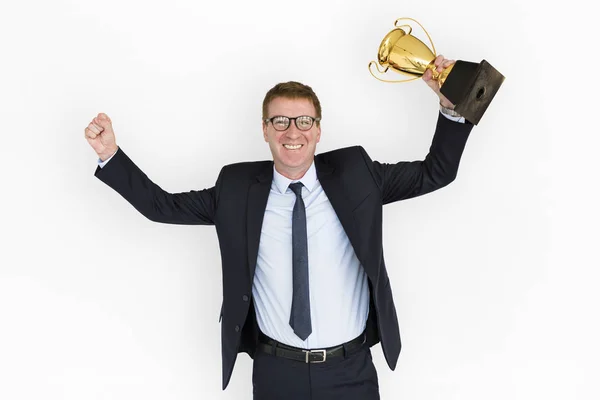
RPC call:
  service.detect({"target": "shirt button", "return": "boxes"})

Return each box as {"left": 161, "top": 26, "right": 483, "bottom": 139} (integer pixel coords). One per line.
{"left": 242, "top": 295, "right": 249, "bottom": 302}
{"left": 235, "top": 325, "right": 240, "bottom": 332}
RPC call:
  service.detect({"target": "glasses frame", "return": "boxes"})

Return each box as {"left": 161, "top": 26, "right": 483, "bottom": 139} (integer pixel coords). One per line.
{"left": 264, "top": 115, "right": 321, "bottom": 132}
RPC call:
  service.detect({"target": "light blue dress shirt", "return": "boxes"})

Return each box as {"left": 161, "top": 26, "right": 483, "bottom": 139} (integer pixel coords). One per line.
{"left": 253, "top": 163, "right": 370, "bottom": 349}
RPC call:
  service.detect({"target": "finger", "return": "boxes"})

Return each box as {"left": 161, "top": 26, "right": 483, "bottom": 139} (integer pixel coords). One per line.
{"left": 437, "top": 59, "right": 455, "bottom": 73}
{"left": 97, "top": 113, "right": 112, "bottom": 125}
{"left": 88, "top": 123, "right": 102, "bottom": 134}
{"left": 439, "top": 60, "right": 453, "bottom": 71}
{"left": 434, "top": 55, "right": 444, "bottom": 68}
{"left": 85, "top": 127, "right": 98, "bottom": 139}
{"left": 436, "top": 58, "right": 447, "bottom": 72}
{"left": 91, "top": 122, "right": 103, "bottom": 132}
{"left": 95, "top": 118, "right": 111, "bottom": 130}
{"left": 422, "top": 69, "right": 432, "bottom": 81}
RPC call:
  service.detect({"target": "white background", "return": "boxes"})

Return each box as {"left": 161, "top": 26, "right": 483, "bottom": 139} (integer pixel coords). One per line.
{"left": 1, "top": 0, "right": 598, "bottom": 399}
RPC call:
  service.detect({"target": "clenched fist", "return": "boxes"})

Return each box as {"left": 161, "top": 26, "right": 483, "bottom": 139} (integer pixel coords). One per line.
{"left": 85, "top": 113, "right": 118, "bottom": 161}
{"left": 422, "top": 54, "right": 455, "bottom": 109}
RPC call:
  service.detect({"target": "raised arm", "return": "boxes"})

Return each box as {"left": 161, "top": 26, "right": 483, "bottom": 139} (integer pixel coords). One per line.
{"left": 85, "top": 113, "right": 220, "bottom": 225}
{"left": 361, "top": 112, "right": 473, "bottom": 205}
{"left": 363, "top": 55, "right": 475, "bottom": 205}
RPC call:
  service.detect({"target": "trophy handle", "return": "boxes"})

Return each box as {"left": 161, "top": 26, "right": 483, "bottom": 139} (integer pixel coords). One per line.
{"left": 394, "top": 17, "right": 437, "bottom": 56}
{"left": 394, "top": 24, "right": 412, "bottom": 36}
{"left": 368, "top": 61, "right": 422, "bottom": 84}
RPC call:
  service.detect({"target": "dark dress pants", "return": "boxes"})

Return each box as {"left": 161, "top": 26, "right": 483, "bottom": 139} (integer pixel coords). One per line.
{"left": 252, "top": 343, "right": 380, "bottom": 400}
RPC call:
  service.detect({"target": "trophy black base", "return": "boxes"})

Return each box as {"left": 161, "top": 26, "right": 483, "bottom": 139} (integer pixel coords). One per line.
{"left": 440, "top": 60, "right": 505, "bottom": 125}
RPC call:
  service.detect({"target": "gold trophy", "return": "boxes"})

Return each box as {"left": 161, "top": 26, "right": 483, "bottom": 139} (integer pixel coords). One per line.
{"left": 369, "top": 17, "right": 505, "bottom": 125}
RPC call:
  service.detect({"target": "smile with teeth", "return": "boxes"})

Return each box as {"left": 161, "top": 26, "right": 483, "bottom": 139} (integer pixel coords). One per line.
{"left": 283, "top": 144, "right": 303, "bottom": 150}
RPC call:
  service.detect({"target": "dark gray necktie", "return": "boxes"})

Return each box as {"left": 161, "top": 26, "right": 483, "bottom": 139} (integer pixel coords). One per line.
{"left": 288, "top": 182, "right": 312, "bottom": 340}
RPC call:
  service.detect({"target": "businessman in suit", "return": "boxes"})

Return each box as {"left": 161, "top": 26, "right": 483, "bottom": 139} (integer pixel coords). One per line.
{"left": 85, "top": 55, "right": 474, "bottom": 399}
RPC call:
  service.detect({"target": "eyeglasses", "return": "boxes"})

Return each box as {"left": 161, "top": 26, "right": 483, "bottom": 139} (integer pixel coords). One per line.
{"left": 264, "top": 115, "right": 320, "bottom": 131}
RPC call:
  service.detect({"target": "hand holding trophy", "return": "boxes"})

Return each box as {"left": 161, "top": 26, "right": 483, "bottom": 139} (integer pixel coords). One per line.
{"left": 422, "top": 55, "right": 457, "bottom": 109}
{"left": 369, "top": 18, "right": 505, "bottom": 124}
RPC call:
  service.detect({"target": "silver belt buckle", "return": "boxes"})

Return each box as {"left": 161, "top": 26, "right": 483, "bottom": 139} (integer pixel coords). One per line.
{"left": 303, "top": 349, "right": 327, "bottom": 363}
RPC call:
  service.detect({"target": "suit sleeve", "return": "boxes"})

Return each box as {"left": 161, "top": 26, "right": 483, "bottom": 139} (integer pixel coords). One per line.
{"left": 94, "top": 147, "right": 220, "bottom": 225}
{"left": 362, "top": 112, "right": 474, "bottom": 205}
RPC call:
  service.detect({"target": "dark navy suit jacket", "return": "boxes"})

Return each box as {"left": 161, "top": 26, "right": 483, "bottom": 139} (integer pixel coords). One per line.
{"left": 95, "top": 112, "right": 474, "bottom": 389}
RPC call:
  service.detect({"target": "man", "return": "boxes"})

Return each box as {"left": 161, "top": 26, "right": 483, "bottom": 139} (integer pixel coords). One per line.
{"left": 85, "top": 55, "right": 474, "bottom": 399}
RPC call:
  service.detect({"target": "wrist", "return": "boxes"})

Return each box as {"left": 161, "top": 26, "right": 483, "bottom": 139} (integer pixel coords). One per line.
{"left": 99, "top": 146, "right": 118, "bottom": 162}
{"left": 439, "top": 98, "right": 454, "bottom": 109}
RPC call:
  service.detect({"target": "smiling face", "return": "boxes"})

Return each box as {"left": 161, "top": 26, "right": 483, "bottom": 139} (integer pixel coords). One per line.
{"left": 263, "top": 96, "right": 321, "bottom": 180}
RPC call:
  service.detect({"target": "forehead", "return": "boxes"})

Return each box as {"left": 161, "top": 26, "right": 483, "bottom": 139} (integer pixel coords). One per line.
{"left": 267, "top": 97, "right": 316, "bottom": 117}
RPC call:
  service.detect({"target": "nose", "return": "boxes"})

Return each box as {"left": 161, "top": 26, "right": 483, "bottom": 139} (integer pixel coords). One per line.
{"left": 284, "top": 124, "right": 302, "bottom": 138}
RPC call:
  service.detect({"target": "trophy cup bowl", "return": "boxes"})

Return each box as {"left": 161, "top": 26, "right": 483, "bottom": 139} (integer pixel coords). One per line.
{"left": 370, "top": 18, "right": 505, "bottom": 125}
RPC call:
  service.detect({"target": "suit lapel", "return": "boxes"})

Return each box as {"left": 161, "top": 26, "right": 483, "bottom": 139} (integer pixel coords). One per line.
{"left": 315, "top": 157, "right": 355, "bottom": 245}
{"left": 247, "top": 164, "right": 273, "bottom": 279}
{"left": 316, "top": 156, "right": 375, "bottom": 279}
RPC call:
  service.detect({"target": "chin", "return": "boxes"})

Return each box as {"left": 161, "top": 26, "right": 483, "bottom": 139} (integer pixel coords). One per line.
{"left": 281, "top": 158, "right": 306, "bottom": 169}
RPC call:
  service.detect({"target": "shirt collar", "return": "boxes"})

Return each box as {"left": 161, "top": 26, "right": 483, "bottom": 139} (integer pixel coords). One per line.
{"left": 272, "top": 161, "right": 317, "bottom": 194}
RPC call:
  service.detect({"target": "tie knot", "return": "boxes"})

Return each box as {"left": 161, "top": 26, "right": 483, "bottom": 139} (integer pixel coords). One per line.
{"left": 289, "top": 182, "right": 303, "bottom": 197}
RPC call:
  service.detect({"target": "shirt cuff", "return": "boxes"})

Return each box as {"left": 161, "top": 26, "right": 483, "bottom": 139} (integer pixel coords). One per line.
{"left": 98, "top": 148, "right": 118, "bottom": 168}
{"left": 439, "top": 105, "right": 465, "bottom": 123}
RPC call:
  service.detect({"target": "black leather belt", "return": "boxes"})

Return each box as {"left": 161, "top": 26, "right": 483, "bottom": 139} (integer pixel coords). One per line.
{"left": 257, "top": 331, "right": 366, "bottom": 363}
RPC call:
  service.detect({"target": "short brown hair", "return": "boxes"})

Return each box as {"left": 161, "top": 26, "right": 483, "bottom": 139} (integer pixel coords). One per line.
{"left": 262, "top": 81, "right": 322, "bottom": 125}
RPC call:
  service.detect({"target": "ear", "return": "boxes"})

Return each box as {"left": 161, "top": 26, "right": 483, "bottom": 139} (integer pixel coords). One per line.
{"left": 262, "top": 121, "right": 268, "bottom": 142}
{"left": 315, "top": 124, "right": 321, "bottom": 144}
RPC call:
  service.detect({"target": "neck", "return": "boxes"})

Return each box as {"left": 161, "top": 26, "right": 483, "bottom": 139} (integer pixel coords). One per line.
{"left": 274, "top": 161, "right": 312, "bottom": 181}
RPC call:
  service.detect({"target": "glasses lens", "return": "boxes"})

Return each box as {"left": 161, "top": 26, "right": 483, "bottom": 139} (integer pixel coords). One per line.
{"left": 295, "top": 116, "right": 313, "bottom": 131}
{"left": 271, "top": 116, "right": 289, "bottom": 131}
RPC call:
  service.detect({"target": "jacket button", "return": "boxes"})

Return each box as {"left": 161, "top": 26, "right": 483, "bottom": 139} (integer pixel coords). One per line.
{"left": 235, "top": 325, "right": 240, "bottom": 332}
{"left": 242, "top": 295, "right": 249, "bottom": 302}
